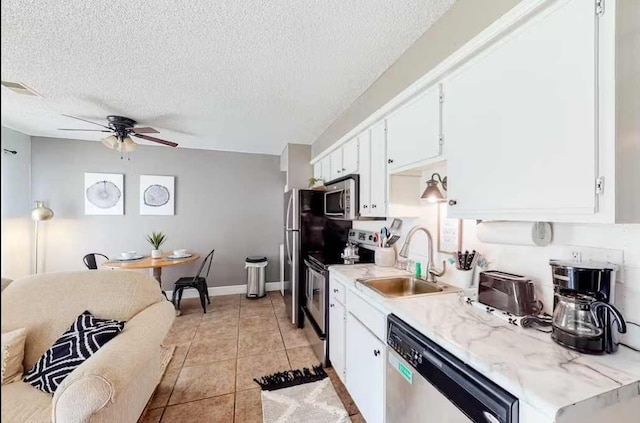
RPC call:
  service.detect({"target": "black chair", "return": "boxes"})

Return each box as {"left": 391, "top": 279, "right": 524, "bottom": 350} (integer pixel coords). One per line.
{"left": 172, "top": 249, "right": 215, "bottom": 313}
{"left": 83, "top": 253, "right": 109, "bottom": 270}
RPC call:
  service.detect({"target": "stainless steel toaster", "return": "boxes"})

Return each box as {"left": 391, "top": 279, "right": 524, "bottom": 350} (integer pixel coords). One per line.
{"left": 478, "top": 271, "right": 540, "bottom": 316}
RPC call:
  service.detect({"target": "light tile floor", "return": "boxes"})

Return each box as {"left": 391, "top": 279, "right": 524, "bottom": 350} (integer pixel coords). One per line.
{"left": 140, "top": 291, "right": 364, "bottom": 423}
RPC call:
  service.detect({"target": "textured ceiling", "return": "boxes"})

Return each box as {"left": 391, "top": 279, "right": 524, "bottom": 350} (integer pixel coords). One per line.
{"left": 1, "top": 0, "right": 455, "bottom": 155}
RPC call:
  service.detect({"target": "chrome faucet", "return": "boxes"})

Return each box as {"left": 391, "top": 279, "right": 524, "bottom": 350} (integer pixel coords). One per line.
{"left": 398, "top": 226, "right": 445, "bottom": 282}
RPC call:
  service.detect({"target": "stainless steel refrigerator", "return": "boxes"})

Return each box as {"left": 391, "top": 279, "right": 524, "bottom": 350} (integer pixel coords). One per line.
{"left": 283, "top": 189, "right": 325, "bottom": 327}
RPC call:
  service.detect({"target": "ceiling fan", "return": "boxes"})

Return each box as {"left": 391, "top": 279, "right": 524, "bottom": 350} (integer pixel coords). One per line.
{"left": 58, "top": 115, "right": 178, "bottom": 154}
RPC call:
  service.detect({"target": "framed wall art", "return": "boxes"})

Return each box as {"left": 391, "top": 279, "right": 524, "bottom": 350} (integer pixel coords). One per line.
{"left": 84, "top": 172, "right": 124, "bottom": 215}
{"left": 140, "top": 175, "right": 175, "bottom": 215}
{"left": 437, "top": 202, "right": 461, "bottom": 254}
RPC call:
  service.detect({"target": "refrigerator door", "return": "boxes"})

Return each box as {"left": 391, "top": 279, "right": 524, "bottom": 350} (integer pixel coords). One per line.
{"left": 284, "top": 190, "right": 300, "bottom": 326}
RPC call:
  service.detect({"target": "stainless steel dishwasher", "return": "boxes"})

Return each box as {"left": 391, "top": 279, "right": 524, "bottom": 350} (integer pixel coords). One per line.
{"left": 386, "top": 314, "right": 519, "bottom": 423}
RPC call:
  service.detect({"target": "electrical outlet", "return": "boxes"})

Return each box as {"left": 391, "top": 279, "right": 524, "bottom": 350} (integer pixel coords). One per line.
{"left": 571, "top": 251, "right": 582, "bottom": 262}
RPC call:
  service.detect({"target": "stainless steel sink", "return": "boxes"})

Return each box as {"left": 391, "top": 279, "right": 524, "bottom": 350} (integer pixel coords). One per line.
{"left": 359, "top": 276, "right": 456, "bottom": 298}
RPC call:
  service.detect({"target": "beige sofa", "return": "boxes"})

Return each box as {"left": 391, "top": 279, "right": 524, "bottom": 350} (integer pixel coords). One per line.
{"left": 1, "top": 271, "right": 175, "bottom": 423}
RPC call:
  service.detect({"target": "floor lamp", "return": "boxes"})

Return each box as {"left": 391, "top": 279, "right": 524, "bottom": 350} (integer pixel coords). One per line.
{"left": 31, "top": 201, "right": 54, "bottom": 274}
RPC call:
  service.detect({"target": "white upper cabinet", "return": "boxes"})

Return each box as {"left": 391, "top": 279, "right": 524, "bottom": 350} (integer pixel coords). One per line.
{"left": 445, "top": 0, "right": 599, "bottom": 221}
{"left": 320, "top": 157, "right": 331, "bottom": 183}
{"left": 342, "top": 137, "right": 359, "bottom": 175}
{"left": 369, "top": 121, "right": 387, "bottom": 217}
{"left": 359, "top": 131, "right": 372, "bottom": 216}
{"left": 329, "top": 149, "right": 343, "bottom": 181}
{"left": 386, "top": 85, "right": 441, "bottom": 172}
{"left": 313, "top": 162, "right": 322, "bottom": 181}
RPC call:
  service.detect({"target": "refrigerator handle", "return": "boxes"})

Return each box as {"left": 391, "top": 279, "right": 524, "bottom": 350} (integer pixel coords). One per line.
{"left": 285, "top": 194, "right": 293, "bottom": 231}
{"left": 285, "top": 194, "right": 294, "bottom": 264}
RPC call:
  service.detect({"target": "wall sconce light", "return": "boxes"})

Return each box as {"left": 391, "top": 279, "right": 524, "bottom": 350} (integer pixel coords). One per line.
{"left": 421, "top": 172, "right": 447, "bottom": 203}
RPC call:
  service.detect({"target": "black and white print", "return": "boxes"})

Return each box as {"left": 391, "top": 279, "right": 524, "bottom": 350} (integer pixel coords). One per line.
{"left": 23, "top": 311, "right": 125, "bottom": 394}
{"left": 140, "top": 175, "right": 175, "bottom": 215}
{"left": 84, "top": 172, "right": 124, "bottom": 215}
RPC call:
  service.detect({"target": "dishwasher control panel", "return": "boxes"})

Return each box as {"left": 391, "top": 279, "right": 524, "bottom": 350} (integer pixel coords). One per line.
{"left": 388, "top": 329, "right": 423, "bottom": 367}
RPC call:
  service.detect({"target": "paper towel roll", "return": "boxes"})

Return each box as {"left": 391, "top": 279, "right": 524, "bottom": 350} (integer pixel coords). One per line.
{"left": 476, "top": 221, "right": 552, "bottom": 246}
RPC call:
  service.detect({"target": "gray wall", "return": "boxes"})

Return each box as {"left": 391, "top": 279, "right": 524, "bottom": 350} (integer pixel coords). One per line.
{"left": 1, "top": 127, "right": 32, "bottom": 278}
{"left": 31, "top": 137, "right": 284, "bottom": 289}
{"left": 312, "top": 0, "right": 520, "bottom": 157}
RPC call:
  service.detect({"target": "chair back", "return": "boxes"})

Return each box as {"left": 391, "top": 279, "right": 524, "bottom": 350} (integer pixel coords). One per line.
{"left": 83, "top": 253, "right": 109, "bottom": 270}
{"left": 193, "top": 249, "right": 215, "bottom": 282}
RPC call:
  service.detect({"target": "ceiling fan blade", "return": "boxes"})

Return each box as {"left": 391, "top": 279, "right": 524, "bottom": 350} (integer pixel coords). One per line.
{"left": 131, "top": 127, "right": 159, "bottom": 134}
{"left": 62, "top": 114, "right": 111, "bottom": 129}
{"left": 58, "top": 128, "right": 112, "bottom": 132}
{"left": 133, "top": 133, "right": 178, "bottom": 147}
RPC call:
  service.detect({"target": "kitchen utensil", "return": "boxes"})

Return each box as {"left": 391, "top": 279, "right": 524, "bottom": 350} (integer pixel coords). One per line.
{"left": 386, "top": 235, "right": 401, "bottom": 247}
{"left": 478, "top": 271, "right": 540, "bottom": 316}
{"left": 380, "top": 227, "right": 390, "bottom": 240}
{"left": 390, "top": 218, "right": 402, "bottom": 232}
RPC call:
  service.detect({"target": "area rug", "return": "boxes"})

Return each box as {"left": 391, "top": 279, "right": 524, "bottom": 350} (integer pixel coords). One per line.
{"left": 255, "top": 366, "right": 351, "bottom": 423}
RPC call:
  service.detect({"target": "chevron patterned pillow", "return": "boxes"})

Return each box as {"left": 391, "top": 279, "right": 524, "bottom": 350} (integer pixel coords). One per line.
{"left": 23, "top": 311, "right": 125, "bottom": 394}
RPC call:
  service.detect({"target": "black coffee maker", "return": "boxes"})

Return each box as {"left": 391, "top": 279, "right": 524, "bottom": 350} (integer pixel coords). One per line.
{"left": 549, "top": 260, "right": 627, "bottom": 354}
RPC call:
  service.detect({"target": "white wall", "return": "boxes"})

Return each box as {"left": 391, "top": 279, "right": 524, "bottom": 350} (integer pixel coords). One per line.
{"left": 354, "top": 169, "right": 640, "bottom": 349}
{"left": 0, "top": 127, "right": 32, "bottom": 279}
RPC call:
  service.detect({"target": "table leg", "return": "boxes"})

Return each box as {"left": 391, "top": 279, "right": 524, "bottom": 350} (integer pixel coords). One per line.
{"left": 153, "top": 267, "right": 181, "bottom": 316}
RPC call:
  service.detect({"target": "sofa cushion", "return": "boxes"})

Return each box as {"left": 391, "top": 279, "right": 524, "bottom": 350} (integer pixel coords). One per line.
{"left": 1, "top": 270, "right": 163, "bottom": 370}
{"left": 24, "top": 311, "right": 125, "bottom": 394}
{"left": 2, "top": 328, "right": 27, "bottom": 384}
{"left": 1, "top": 381, "right": 52, "bottom": 423}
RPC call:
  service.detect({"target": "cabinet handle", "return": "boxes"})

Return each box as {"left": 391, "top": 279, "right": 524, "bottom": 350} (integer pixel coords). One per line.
{"left": 330, "top": 303, "right": 335, "bottom": 308}
{"left": 374, "top": 349, "right": 381, "bottom": 356}
{"left": 333, "top": 289, "right": 339, "bottom": 293}
{"left": 337, "top": 170, "right": 341, "bottom": 174}
{"left": 387, "top": 159, "right": 394, "bottom": 164}
{"left": 363, "top": 205, "right": 368, "bottom": 209}
{"left": 342, "top": 168, "right": 346, "bottom": 171}
{"left": 371, "top": 204, "right": 377, "bottom": 208}
{"left": 448, "top": 199, "right": 457, "bottom": 206}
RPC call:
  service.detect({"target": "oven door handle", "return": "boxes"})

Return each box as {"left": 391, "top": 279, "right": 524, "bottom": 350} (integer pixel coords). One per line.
{"left": 302, "top": 306, "right": 326, "bottom": 340}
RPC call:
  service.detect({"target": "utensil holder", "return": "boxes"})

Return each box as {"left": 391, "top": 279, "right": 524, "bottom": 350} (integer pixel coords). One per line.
{"left": 375, "top": 247, "right": 396, "bottom": 267}
{"left": 449, "top": 266, "right": 475, "bottom": 288}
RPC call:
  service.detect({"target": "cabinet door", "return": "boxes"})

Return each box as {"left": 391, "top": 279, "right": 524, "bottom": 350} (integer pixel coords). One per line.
{"left": 346, "top": 314, "right": 385, "bottom": 423}
{"left": 386, "top": 85, "right": 441, "bottom": 171}
{"left": 321, "top": 157, "right": 331, "bottom": 184}
{"left": 445, "top": 0, "right": 596, "bottom": 219}
{"left": 330, "top": 149, "right": 343, "bottom": 181}
{"left": 313, "top": 162, "right": 322, "bottom": 181}
{"left": 359, "top": 131, "right": 372, "bottom": 216}
{"left": 369, "top": 121, "right": 387, "bottom": 216}
{"left": 342, "top": 137, "right": 359, "bottom": 175}
{"left": 329, "top": 299, "right": 346, "bottom": 384}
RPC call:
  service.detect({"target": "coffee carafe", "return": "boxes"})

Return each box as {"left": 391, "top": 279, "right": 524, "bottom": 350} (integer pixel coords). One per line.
{"left": 549, "top": 260, "right": 626, "bottom": 354}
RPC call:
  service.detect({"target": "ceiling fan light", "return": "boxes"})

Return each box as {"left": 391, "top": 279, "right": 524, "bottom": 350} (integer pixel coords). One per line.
{"left": 123, "top": 136, "right": 138, "bottom": 152}
{"left": 101, "top": 135, "right": 118, "bottom": 149}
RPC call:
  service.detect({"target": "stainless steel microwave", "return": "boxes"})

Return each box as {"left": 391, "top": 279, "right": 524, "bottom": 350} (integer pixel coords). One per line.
{"left": 324, "top": 175, "right": 358, "bottom": 220}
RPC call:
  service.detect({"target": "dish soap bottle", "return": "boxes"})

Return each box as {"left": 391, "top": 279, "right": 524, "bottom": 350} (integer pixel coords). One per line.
{"left": 415, "top": 262, "right": 422, "bottom": 279}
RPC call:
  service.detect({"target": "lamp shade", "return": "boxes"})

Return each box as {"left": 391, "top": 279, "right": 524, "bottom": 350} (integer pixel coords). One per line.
{"left": 122, "top": 136, "right": 138, "bottom": 152}
{"left": 101, "top": 135, "right": 118, "bottom": 149}
{"left": 31, "top": 201, "right": 54, "bottom": 221}
{"left": 421, "top": 180, "right": 444, "bottom": 203}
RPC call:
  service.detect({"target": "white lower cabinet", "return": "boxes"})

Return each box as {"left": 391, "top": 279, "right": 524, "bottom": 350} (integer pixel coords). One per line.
{"left": 328, "top": 298, "right": 346, "bottom": 384}
{"left": 345, "top": 313, "right": 385, "bottom": 423}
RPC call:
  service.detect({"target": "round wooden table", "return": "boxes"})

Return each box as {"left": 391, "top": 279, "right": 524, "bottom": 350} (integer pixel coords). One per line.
{"left": 103, "top": 253, "right": 201, "bottom": 293}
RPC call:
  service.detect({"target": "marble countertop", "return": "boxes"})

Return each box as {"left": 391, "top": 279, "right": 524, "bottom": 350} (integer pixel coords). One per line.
{"left": 329, "top": 264, "right": 640, "bottom": 422}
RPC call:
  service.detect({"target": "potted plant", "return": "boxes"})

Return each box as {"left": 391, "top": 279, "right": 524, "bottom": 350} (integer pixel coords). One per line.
{"left": 308, "top": 177, "right": 325, "bottom": 190}
{"left": 146, "top": 231, "right": 167, "bottom": 259}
